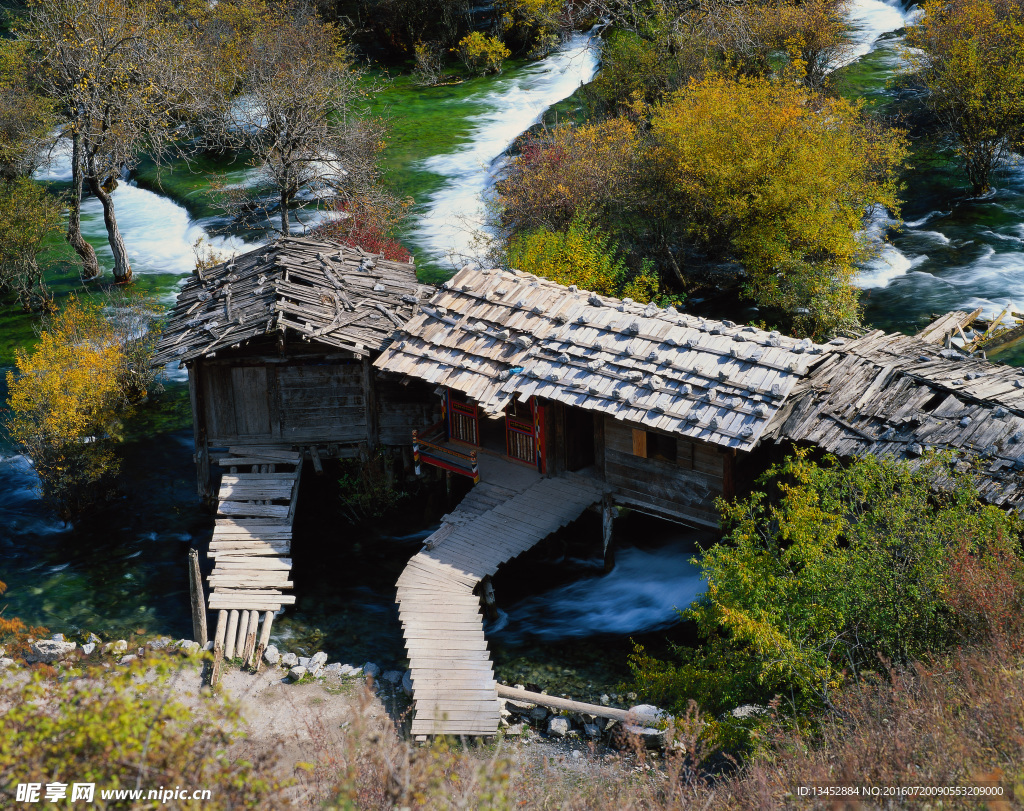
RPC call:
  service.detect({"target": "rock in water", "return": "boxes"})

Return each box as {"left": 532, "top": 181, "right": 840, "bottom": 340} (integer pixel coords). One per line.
{"left": 547, "top": 717, "right": 570, "bottom": 738}
{"left": 27, "top": 640, "right": 76, "bottom": 663}
{"left": 363, "top": 662, "right": 380, "bottom": 679}
{"left": 80, "top": 643, "right": 96, "bottom": 656}
{"left": 402, "top": 670, "right": 413, "bottom": 696}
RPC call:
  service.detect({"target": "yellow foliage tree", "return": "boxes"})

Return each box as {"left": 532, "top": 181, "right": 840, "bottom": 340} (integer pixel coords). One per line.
{"left": 649, "top": 74, "right": 908, "bottom": 337}
{"left": 5, "top": 295, "right": 159, "bottom": 519}
{"left": 456, "top": 31, "right": 511, "bottom": 75}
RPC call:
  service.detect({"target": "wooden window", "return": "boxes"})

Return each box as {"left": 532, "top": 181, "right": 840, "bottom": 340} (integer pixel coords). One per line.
{"left": 647, "top": 432, "right": 677, "bottom": 463}
{"left": 448, "top": 396, "right": 480, "bottom": 445}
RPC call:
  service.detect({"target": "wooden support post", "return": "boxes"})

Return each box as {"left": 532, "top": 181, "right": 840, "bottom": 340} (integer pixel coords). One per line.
{"left": 254, "top": 610, "right": 274, "bottom": 673}
{"left": 242, "top": 609, "right": 259, "bottom": 666}
{"left": 188, "top": 549, "right": 208, "bottom": 646}
{"left": 412, "top": 430, "right": 421, "bottom": 476}
{"left": 309, "top": 445, "right": 323, "bottom": 475}
{"left": 211, "top": 609, "right": 227, "bottom": 686}
{"left": 480, "top": 575, "right": 498, "bottom": 622}
{"left": 224, "top": 610, "right": 239, "bottom": 660}
{"left": 234, "top": 610, "right": 249, "bottom": 660}
{"left": 363, "top": 356, "right": 379, "bottom": 452}
{"left": 602, "top": 495, "right": 616, "bottom": 573}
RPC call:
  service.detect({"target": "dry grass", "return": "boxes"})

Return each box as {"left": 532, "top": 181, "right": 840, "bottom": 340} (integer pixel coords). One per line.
{"left": 290, "top": 643, "right": 1024, "bottom": 810}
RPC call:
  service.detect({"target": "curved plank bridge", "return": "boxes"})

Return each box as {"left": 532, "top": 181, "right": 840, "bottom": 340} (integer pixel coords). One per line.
{"left": 396, "top": 472, "right": 605, "bottom": 738}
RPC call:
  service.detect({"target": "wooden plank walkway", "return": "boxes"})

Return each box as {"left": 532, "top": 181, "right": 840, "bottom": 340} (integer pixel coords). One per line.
{"left": 208, "top": 447, "right": 303, "bottom": 677}
{"left": 396, "top": 471, "right": 605, "bottom": 737}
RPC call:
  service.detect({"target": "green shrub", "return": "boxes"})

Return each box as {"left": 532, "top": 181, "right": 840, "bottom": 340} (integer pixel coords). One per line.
{"left": 631, "top": 449, "right": 1024, "bottom": 720}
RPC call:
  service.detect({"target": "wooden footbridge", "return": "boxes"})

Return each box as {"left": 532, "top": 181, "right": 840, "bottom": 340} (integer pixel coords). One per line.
{"left": 208, "top": 446, "right": 302, "bottom": 680}
{"left": 397, "top": 470, "right": 605, "bottom": 738}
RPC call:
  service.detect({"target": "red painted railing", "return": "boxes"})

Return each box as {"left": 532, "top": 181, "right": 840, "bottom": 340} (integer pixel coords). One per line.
{"left": 413, "top": 425, "right": 479, "bottom": 483}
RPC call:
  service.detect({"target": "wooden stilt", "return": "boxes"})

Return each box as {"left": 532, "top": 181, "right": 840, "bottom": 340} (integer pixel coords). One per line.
{"left": 188, "top": 549, "right": 208, "bottom": 646}
{"left": 254, "top": 610, "right": 274, "bottom": 673}
{"left": 224, "top": 610, "right": 239, "bottom": 660}
{"left": 602, "top": 496, "right": 616, "bottom": 573}
{"left": 242, "top": 609, "right": 259, "bottom": 665}
{"left": 210, "top": 609, "right": 227, "bottom": 686}
{"left": 234, "top": 609, "right": 248, "bottom": 659}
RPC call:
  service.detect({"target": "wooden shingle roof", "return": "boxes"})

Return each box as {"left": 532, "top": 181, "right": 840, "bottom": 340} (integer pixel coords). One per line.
{"left": 766, "top": 329, "right": 1024, "bottom": 508}
{"left": 153, "top": 237, "right": 433, "bottom": 366}
{"left": 375, "top": 266, "right": 833, "bottom": 451}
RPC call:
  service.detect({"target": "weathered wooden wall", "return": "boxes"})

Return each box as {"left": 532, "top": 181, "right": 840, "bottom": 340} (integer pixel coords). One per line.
{"left": 601, "top": 416, "right": 735, "bottom": 528}
{"left": 193, "top": 350, "right": 436, "bottom": 451}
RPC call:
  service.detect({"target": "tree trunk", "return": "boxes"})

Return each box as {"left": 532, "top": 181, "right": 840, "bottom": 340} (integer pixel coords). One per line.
{"left": 86, "top": 169, "right": 132, "bottom": 283}
{"left": 280, "top": 188, "right": 291, "bottom": 236}
{"left": 67, "top": 131, "right": 101, "bottom": 280}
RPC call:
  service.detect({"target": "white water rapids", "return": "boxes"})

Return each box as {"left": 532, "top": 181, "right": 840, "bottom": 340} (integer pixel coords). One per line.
{"left": 409, "top": 30, "right": 601, "bottom": 268}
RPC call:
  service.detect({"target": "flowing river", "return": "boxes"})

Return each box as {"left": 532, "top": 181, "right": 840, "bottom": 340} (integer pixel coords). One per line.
{"left": 5, "top": 8, "right": 1021, "bottom": 695}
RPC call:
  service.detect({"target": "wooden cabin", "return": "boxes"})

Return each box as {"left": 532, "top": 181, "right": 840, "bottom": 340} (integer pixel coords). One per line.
{"left": 152, "top": 237, "right": 438, "bottom": 498}
{"left": 375, "top": 266, "right": 828, "bottom": 528}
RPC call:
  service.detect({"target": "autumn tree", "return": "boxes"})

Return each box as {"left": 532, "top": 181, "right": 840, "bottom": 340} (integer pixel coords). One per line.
{"left": 904, "top": 0, "right": 1024, "bottom": 194}
{"left": 22, "top": 0, "right": 208, "bottom": 282}
{"left": 648, "top": 75, "right": 908, "bottom": 336}
{"left": 211, "top": 5, "right": 387, "bottom": 237}
{"left": 0, "top": 39, "right": 56, "bottom": 181}
{"left": 0, "top": 178, "right": 63, "bottom": 311}
{"left": 4, "top": 294, "right": 160, "bottom": 519}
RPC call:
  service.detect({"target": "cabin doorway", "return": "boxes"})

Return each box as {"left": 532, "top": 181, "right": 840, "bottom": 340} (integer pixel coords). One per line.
{"left": 564, "top": 408, "right": 594, "bottom": 471}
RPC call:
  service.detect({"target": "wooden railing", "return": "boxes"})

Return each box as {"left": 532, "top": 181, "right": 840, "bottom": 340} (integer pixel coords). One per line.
{"left": 413, "top": 425, "right": 479, "bottom": 483}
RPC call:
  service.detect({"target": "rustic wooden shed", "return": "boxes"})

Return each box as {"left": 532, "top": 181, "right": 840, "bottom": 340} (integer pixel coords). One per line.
{"left": 375, "top": 265, "right": 829, "bottom": 528}
{"left": 766, "top": 324, "right": 1024, "bottom": 509}
{"left": 153, "top": 237, "right": 438, "bottom": 498}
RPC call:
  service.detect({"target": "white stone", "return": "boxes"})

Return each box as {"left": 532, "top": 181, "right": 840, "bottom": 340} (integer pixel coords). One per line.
{"left": 178, "top": 641, "right": 201, "bottom": 656}
{"left": 600, "top": 694, "right": 610, "bottom": 706}
{"left": 547, "top": 717, "right": 570, "bottom": 737}
{"left": 323, "top": 663, "right": 343, "bottom": 673}
{"left": 147, "top": 637, "right": 171, "bottom": 650}
{"left": 0, "top": 657, "right": 14, "bottom": 670}
{"left": 298, "top": 656, "right": 311, "bottom": 668}
{"left": 51, "top": 633, "right": 66, "bottom": 642}
{"left": 80, "top": 643, "right": 96, "bottom": 656}
{"left": 119, "top": 654, "right": 138, "bottom": 665}
{"left": 28, "top": 639, "right": 76, "bottom": 663}
{"left": 263, "top": 645, "right": 280, "bottom": 665}
{"left": 112, "top": 640, "right": 128, "bottom": 654}
{"left": 310, "top": 651, "right": 328, "bottom": 667}
{"left": 289, "top": 666, "right": 307, "bottom": 680}
{"left": 281, "top": 652, "right": 298, "bottom": 667}
{"left": 85, "top": 632, "right": 101, "bottom": 645}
